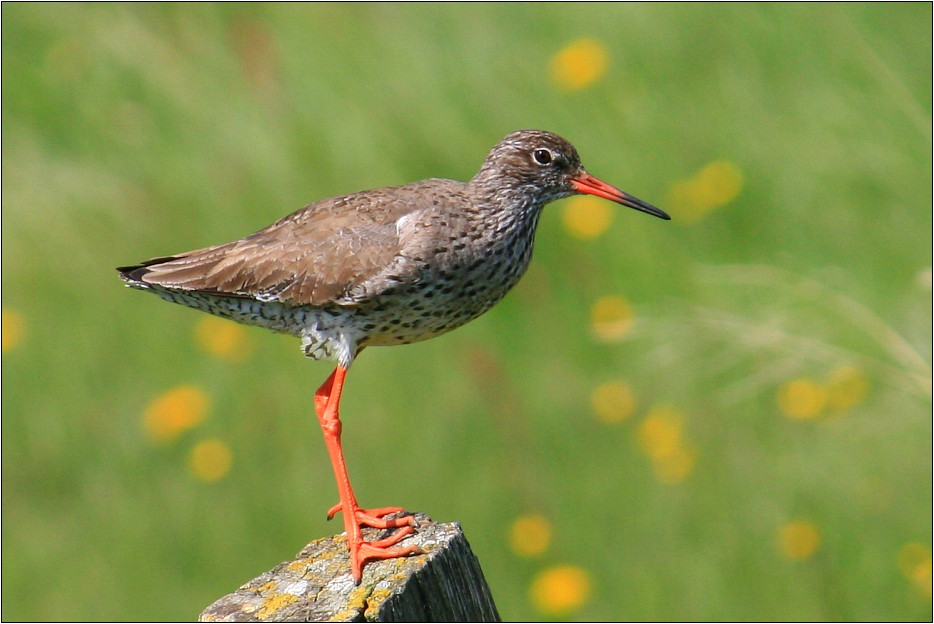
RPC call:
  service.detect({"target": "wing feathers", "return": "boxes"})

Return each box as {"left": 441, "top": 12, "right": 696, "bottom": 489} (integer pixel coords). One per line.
{"left": 118, "top": 179, "right": 469, "bottom": 306}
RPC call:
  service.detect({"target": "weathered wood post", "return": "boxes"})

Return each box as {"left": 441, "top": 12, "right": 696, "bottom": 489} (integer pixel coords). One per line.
{"left": 199, "top": 513, "right": 500, "bottom": 622}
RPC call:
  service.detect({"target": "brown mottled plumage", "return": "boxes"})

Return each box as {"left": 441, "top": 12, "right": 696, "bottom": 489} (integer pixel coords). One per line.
{"left": 118, "top": 129, "right": 669, "bottom": 583}
{"left": 120, "top": 179, "right": 462, "bottom": 307}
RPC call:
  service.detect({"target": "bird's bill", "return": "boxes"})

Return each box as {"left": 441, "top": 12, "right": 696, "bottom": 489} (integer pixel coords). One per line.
{"left": 572, "top": 172, "right": 671, "bottom": 220}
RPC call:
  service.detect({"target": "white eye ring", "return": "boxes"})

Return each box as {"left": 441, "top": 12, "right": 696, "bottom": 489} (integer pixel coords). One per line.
{"left": 532, "top": 148, "right": 553, "bottom": 165}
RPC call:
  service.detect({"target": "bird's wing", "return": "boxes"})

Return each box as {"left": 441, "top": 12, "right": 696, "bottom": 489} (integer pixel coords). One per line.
{"left": 119, "top": 182, "right": 459, "bottom": 306}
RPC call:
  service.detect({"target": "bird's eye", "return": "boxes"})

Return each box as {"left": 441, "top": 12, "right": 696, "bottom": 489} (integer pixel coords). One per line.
{"left": 532, "top": 148, "right": 553, "bottom": 165}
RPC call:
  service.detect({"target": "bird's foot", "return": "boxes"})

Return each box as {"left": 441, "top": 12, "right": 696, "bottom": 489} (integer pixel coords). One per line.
{"left": 326, "top": 503, "right": 416, "bottom": 528}
{"left": 348, "top": 529, "right": 421, "bottom": 584}
{"left": 327, "top": 504, "right": 421, "bottom": 582}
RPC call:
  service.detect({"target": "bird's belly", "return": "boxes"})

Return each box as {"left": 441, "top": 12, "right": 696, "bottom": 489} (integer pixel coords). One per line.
{"left": 356, "top": 291, "right": 495, "bottom": 348}
{"left": 356, "top": 259, "right": 527, "bottom": 348}
{"left": 148, "top": 286, "right": 326, "bottom": 336}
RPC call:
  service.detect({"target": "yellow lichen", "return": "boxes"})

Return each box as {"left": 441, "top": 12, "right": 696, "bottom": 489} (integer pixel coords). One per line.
{"left": 256, "top": 592, "right": 299, "bottom": 619}
{"left": 256, "top": 581, "right": 277, "bottom": 594}
{"left": 363, "top": 588, "right": 395, "bottom": 620}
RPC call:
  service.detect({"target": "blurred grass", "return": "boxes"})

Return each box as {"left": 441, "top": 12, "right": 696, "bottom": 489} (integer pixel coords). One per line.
{"left": 2, "top": 3, "right": 931, "bottom": 621}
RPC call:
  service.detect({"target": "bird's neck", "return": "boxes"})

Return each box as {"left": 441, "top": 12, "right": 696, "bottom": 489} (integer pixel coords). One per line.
{"left": 468, "top": 173, "right": 548, "bottom": 225}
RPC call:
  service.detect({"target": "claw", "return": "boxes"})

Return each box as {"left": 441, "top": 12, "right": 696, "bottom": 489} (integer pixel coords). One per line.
{"left": 327, "top": 504, "right": 414, "bottom": 527}
{"left": 355, "top": 510, "right": 416, "bottom": 529}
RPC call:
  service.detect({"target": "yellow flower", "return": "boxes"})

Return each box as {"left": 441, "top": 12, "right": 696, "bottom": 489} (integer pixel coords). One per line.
{"left": 189, "top": 439, "right": 233, "bottom": 483}
{"left": 510, "top": 514, "right": 552, "bottom": 557}
{"left": 825, "top": 366, "right": 869, "bottom": 412}
{"left": 651, "top": 446, "right": 698, "bottom": 485}
{"left": 195, "top": 316, "right": 253, "bottom": 362}
{"left": 638, "top": 406, "right": 684, "bottom": 462}
{"left": 530, "top": 565, "right": 592, "bottom": 615}
{"left": 562, "top": 196, "right": 614, "bottom": 240}
{"left": 666, "top": 161, "right": 744, "bottom": 222}
{"left": 591, "top": 296, "right": 633, "bottom": 341}
{"left": 591, "top": 380, "right": 636, "bottom": 423}
{"left": 777, "top": 378, "right": 826, "bottom": 419}
{"left": 778, "top": 520, "right": 820, "bottom": 560}
{"left": 638, "top": 406, "right": 698, "bottom": 484}
{"left": 550, "top": 39, "right": 608, "bottom": 91}
{"left": 898, "top": 542, "right": 933, "bottom": 598}
{"left": 143, "top": 385, "right": 211, "bottom": 443}
{"left": 2, "top": 309, "right": 26, "bottom": 352}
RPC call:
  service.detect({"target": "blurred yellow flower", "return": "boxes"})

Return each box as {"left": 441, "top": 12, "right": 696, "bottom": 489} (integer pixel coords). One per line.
{"left": 550, "top": 39, "right": 608, "bottom": 91}
{"left": 591, "top": 295, "right": 633, "bottom": 341}
{"left": 2, "top": 309, "right": 26, "bottom": 352}
{"left": 510, "top": 514, "right": 552, "bottom": 557}
{"left": 143, "top": 385, "right": 210, "bottom": 443}
{"left": 530, "top": 565, "right": 592, "bottom": 615}
{"left": 591, "top": 380, "right": 636, "bottom": 423}
{"left": 189, "top": 439, "right": 233, "bottom": 483}
{"left": 898, "top": 542, "right": 933, "bottom": 598}
{"left": 666, "top": 160, "right": 744, "bottom": 223}
{"left": 562, "top": 196, "right": 614, "bottom": 240}
{"left": 638, "top": 406, "right": 684, "bottom": 461}
{"left": 652, "top": 447, "right": 698, "bottom": 485}
{"left": 778, "top": 520, "right": 820, "bottom": 560}
{"left": 638, "top": 406, "right": 698, "bottom": 484}
{"left": 195, "top": 316, "right": 253, "bottom": 362}
{"left": 777, "top": 378, "right": 826, "bottom": 419}
{"left": 825, "top": 366, "right": 869, "bottom": 412}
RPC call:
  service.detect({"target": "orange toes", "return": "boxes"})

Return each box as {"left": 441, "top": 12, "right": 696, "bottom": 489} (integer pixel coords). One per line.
{"left": 354, "top": 509, "right": 416, "bottom": 529}
{"left": 350, "top": 540, "right": 422, "bottom": 583}
{"left": 326, "top": 502, "right": 420, "bottom": 582}
{"left": 367, "top": 525, "right": 415, "bottom": 549}
{"left": 327, "top": 504, "right": 413, "bottom": 526}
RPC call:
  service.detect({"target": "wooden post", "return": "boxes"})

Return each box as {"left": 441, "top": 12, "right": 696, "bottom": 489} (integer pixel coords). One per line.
{"left": 199, "top": 513, "right": 500, "bottom": 622}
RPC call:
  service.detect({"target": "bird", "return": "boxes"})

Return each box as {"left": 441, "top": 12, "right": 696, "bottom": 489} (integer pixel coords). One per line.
{"left": 118, "top": 129, "right": 669, "bottom": 583}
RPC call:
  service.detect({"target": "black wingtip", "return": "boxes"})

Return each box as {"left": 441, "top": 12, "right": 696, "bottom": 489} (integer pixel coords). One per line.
{"left": 117, "top": 254, "right": 182, "bottom": 283}
{"left": 116, "top": 264, "right": 150, "bottom": 284}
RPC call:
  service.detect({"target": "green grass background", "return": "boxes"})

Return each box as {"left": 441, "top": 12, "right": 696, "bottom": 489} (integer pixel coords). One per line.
{"left": 2, "top": 3, "right": 931, "bottom": 621}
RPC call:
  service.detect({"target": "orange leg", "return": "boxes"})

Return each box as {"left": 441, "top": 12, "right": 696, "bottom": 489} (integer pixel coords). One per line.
{"left": 315, "top": 366, "right": 420, "bottom": 583}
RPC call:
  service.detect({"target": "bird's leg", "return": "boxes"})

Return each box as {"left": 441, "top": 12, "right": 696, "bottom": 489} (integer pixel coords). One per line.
{"left": 316, "top": 369, "right": 414, "bottom": 527}
{"left": 314, "top": 366, "right": 420, "bottom": 583}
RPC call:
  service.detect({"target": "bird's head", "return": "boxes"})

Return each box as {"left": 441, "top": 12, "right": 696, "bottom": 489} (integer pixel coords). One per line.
{"left": 472, "top": 129, "right": 670, "bottom": 220}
